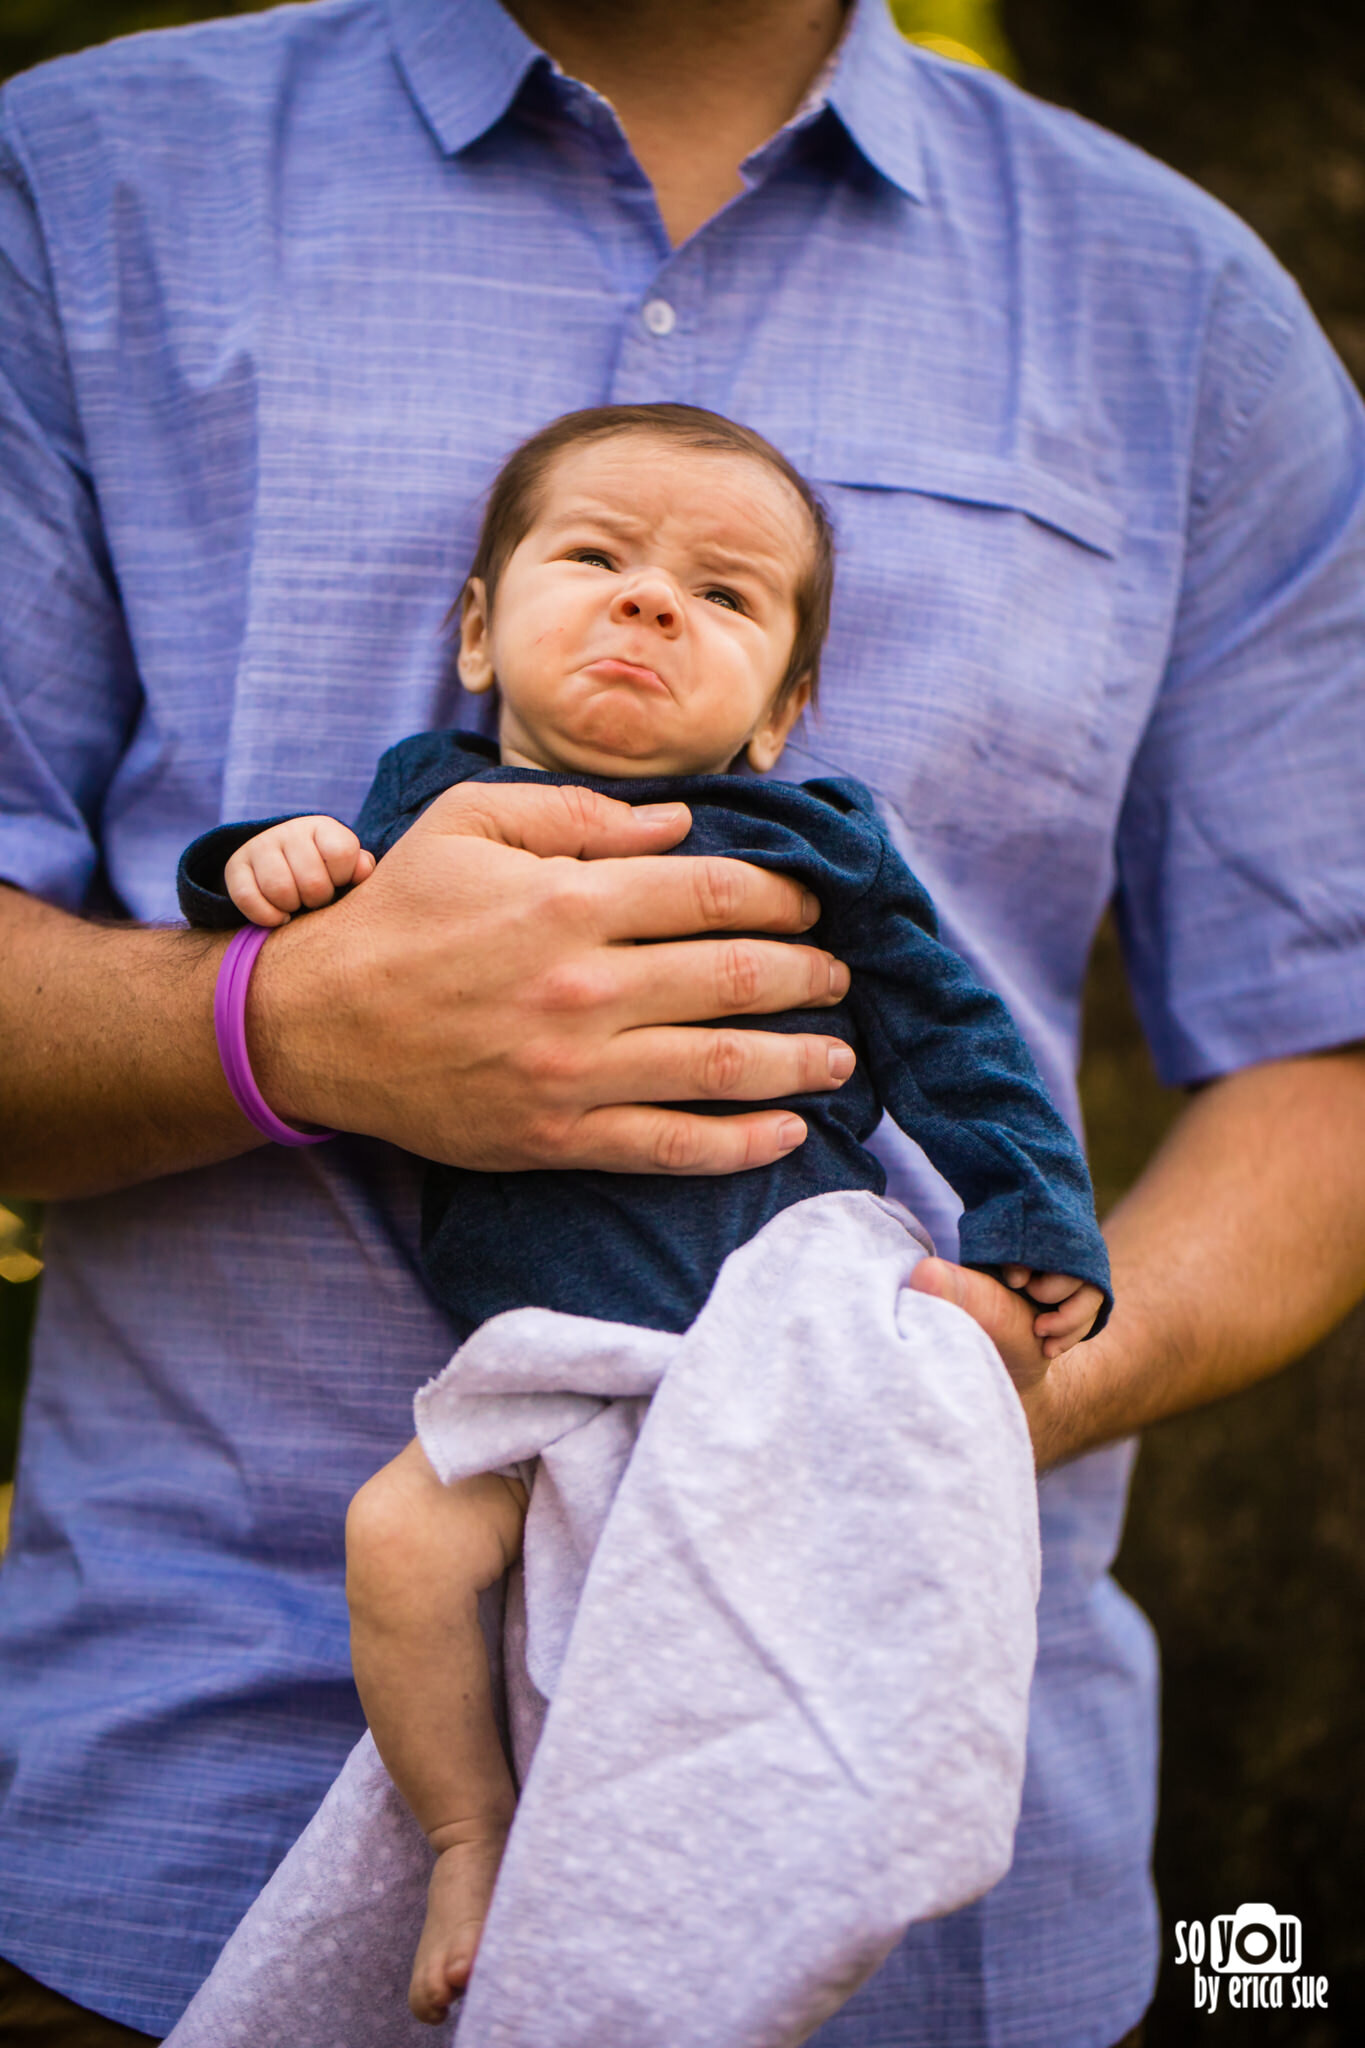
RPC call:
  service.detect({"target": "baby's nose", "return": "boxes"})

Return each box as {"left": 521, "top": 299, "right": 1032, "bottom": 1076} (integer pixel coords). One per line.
{"left": 613, "top": 578, "right": 679, "bottom": 631}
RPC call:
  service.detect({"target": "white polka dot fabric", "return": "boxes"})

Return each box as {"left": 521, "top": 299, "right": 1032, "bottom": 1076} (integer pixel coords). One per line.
{"left": 167, "top": 1193, "right": 1039, "bottom": 2048}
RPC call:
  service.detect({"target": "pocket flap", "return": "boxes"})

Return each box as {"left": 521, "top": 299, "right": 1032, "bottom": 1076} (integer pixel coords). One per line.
{"left": 811, "top": 449, "right": 1122, "bottom": 559}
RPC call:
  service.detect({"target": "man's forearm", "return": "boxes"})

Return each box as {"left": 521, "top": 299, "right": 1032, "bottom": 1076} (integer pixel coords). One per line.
{"left": 0, "top": 783, "right": 854, "bottom": 1199}
{"left": 0, "top": 884, "right": 258, "bottom": 1199}
{"left": 1033, "top": 1047, "right": 1365, "bottom": 1467}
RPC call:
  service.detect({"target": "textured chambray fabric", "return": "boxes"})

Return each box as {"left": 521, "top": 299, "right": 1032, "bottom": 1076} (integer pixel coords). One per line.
{"left": 2, "top": 0, "right": 1364, "bottom": 2036}
{"left": 180, "top": 733, "right": 1114, "bottom": 1326}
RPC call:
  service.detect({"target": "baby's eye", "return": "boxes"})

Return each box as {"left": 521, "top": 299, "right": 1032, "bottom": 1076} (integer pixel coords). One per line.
{"left": 703, "top": 587, "right": 744, "bottom": 613}
{"left": 568, "top": 548, "right": 614, "bottom": 570}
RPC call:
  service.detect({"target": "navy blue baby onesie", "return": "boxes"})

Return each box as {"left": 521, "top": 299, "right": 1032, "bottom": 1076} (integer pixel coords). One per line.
{"left": 180, "top": 730, "right": 1112, "bottom": 1337}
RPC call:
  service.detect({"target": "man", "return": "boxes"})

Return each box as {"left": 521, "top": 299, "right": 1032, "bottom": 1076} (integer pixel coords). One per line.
{"left": 1, "top": 0, "right": 1363, "bottom": 2041}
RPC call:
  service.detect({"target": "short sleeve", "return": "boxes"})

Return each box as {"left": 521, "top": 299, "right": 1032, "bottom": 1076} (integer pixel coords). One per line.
{"left": 1116, "top": 256, "right": 1365, "bottom": 1085}
{"left": 0, "top": 100, "right": 140, "bottom": 911}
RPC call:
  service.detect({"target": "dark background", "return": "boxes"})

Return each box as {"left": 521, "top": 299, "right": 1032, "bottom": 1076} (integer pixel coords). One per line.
{"left": 996, "top": 5, "right": 1365, "bottom": 2040}
{"left": 2, "top": 2, "right": 1363, "bottom": 2040}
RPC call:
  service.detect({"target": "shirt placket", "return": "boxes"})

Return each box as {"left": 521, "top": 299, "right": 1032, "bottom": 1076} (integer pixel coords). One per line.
{"left": 549, "top": 73, "right": 819, "bottom": 414}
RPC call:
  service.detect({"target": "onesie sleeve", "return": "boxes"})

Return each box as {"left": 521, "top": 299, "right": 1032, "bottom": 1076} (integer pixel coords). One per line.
{"left": 176, "top": 730, "right": 486, "bottom": 924}
{"left": 840, "top": 830, "right": 1113, "bottom": 1328}
{"left": 351, "top": 740, "right": 410, "bottom": 859}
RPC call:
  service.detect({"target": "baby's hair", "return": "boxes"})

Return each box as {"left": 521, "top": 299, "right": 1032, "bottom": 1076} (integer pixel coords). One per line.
{"left": 463, "top": 403, "right": 834, "bottom": 709}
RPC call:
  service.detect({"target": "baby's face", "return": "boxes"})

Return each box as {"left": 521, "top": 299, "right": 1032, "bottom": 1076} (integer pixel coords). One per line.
{"left": 458, "top": 434, "right": 813, "bottom": 778}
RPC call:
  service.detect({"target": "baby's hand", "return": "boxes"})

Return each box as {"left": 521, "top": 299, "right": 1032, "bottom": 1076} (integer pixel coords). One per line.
{"left": 1000, "top": 1266, "right": 1105, "bottom": 1359}
{"left": 223, "top": 815, "right": 376, "bottom": 928}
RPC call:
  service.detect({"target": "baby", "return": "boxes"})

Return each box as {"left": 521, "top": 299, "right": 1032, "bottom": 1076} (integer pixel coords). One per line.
{"left": 179, "top": 403, "right": 1111, "bottom": 2024}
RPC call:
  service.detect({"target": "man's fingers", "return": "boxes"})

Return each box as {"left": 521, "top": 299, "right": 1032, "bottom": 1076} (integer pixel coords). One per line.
{"left": 554, "top": 1103, "right": 809, "bottom": 1176}
{"left": 420, "top": 780, "right": 695, "bottom": 861}
{"left": 420, "top": 787, "right": 821, "bottom": 937}
{"left": 573, "top": 933, "right": 848, "bottom": 1027}
{"left": 583, "top": 853, "right": 821, "bottom": 941}
{"left": 572, "top": 1024, "right": 855, "bottom": 1105}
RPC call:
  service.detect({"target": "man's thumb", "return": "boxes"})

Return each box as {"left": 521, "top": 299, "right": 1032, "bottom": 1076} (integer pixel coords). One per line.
{"left": 909, "top": 1256, "right": 1048, "bottom": 1389}
{"left": 424, "top": 780, "right": 691, "bottom": 859}
{"left": 909, "top": 1256, "right": 985, "bottom": 1315}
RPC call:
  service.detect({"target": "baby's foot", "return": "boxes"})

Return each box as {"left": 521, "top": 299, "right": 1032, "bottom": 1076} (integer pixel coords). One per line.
{"left": 408, "top": 1821, "right": 511, "bottom": 2025}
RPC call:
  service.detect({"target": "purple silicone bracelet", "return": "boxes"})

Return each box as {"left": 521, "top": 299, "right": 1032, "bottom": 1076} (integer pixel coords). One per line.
{"left": 213, "top": 925, "right": 336, "bottom": 1147}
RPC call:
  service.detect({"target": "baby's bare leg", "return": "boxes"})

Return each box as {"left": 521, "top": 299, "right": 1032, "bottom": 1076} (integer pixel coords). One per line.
{"left": 346, "top": 1439, "right": 528, "bottom": 2024}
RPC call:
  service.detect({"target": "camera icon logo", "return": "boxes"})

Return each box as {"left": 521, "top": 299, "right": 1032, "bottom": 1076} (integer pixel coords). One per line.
{"left": 1212, "top": 1904, "right": 1302, "bottom": 1975}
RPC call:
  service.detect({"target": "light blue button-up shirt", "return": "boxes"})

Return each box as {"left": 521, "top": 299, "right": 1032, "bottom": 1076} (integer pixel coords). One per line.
{"left": 2, "top": 0, "right": 1363, "bottom": 2036}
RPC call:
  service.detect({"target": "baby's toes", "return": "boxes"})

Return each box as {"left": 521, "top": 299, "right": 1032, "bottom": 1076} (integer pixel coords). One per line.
{"left": 408, "top": 1947, "right": 469, "bottom": 2026}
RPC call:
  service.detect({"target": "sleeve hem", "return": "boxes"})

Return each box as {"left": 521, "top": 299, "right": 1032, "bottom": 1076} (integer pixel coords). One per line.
{"left": 1142, "top": 960, "right": 1365, "bottom": 1088}
{"left": 0, "top": 820, "right": 96, "bottom": 913}
{"left": 958, "top": 1214, "right": 1114, "bottom": 1335}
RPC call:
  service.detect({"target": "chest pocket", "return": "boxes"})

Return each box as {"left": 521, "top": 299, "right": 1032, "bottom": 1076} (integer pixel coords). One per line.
{"left": 791, "top": 448, "right": 1123, "bottom": 863}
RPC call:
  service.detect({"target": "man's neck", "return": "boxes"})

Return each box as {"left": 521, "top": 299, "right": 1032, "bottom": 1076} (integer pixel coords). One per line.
{"left": 503, "top": 0, "right": 849, "bottom": 245}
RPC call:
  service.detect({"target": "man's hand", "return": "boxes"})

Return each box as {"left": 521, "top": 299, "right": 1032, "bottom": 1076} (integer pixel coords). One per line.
{"left": 909, "top": 1260, "right": 1051, "bottom": 1395}
{"left": 911, "top": 1048, "right": 1365, "bottom": 1471}
{"left": 0, "top": 783, "right": 857, "bottom": 1197}
{"left": 239, "top": 780, "right": 857, "bottom": 1176}
{"left": 905, "top": 1262, "right": 1102, "bottom": 1410}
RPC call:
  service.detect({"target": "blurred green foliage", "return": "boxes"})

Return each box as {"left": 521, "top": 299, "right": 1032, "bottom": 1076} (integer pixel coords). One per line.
{"left": 0, "top": 1202, "right": 41, "bottom": 1482}
{"left": 0, "top": 1280, "right": 38, "bottom": 1479}
{"left": 890, "top": 0, "right": 1016, "bottom": 75}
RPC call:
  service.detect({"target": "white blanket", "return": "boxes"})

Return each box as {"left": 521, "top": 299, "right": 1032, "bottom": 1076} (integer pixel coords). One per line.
{"left": 165, "top": 1191, "right": 1040, "bottom": 2048}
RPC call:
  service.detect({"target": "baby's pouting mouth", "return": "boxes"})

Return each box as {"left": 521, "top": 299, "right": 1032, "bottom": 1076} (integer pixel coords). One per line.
{"left": 582, "top": 656, "right": 671, "bottom": 695}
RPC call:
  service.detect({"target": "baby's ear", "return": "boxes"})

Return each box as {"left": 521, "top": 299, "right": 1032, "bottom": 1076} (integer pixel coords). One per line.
{"left": 744, "top": 677, "right": 811, "bottom": 773}
{"left": 456, "top": 578, "right": 496, "bottom": 695}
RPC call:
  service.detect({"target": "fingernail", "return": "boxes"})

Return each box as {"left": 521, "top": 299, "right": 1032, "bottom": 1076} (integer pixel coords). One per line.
{"left": 635, "top": 803, "right": 688, "bottom": 827}
{"left": 800, "top": 891, "right": 819, "bottom": 924}
{"left": 777, "top": 1116, "right": 806, "bottom": 1151}
{"left": 828, "top": 960, "right": 849, "bottom": 996}
{"left": 828, "top": 1045, "right": 855, "bottom": 1079}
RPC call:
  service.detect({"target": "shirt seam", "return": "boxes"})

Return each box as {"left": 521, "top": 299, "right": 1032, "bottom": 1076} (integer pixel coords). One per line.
{"left": 1186, "top": 277, "right": 1297, "bottom": 522}
{"left": 0, "top": 92, "right": 97, "bottom": 490}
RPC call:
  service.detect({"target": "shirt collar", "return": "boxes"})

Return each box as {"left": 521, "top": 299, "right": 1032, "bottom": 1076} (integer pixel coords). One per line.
{"left": 387, "top": 0, "right": 544, "bottom": 157}
{"left": 820, "top": 0, "right": 927, "bottom": 202}
{"left": 386, "top": 0, "right": 926, "bottom": 203}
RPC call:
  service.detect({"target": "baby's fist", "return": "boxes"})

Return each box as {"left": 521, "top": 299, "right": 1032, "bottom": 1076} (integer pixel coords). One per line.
{"left": 224, "top": 815, "right": 375, "bottom": 928}
{"left": 1000, "top": 1266, "right": 1104, "bottom": 1359}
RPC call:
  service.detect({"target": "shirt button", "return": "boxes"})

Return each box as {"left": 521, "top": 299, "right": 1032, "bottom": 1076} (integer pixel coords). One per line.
{"left": 642, "top": 298, "right": 677, "bottom": 337}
